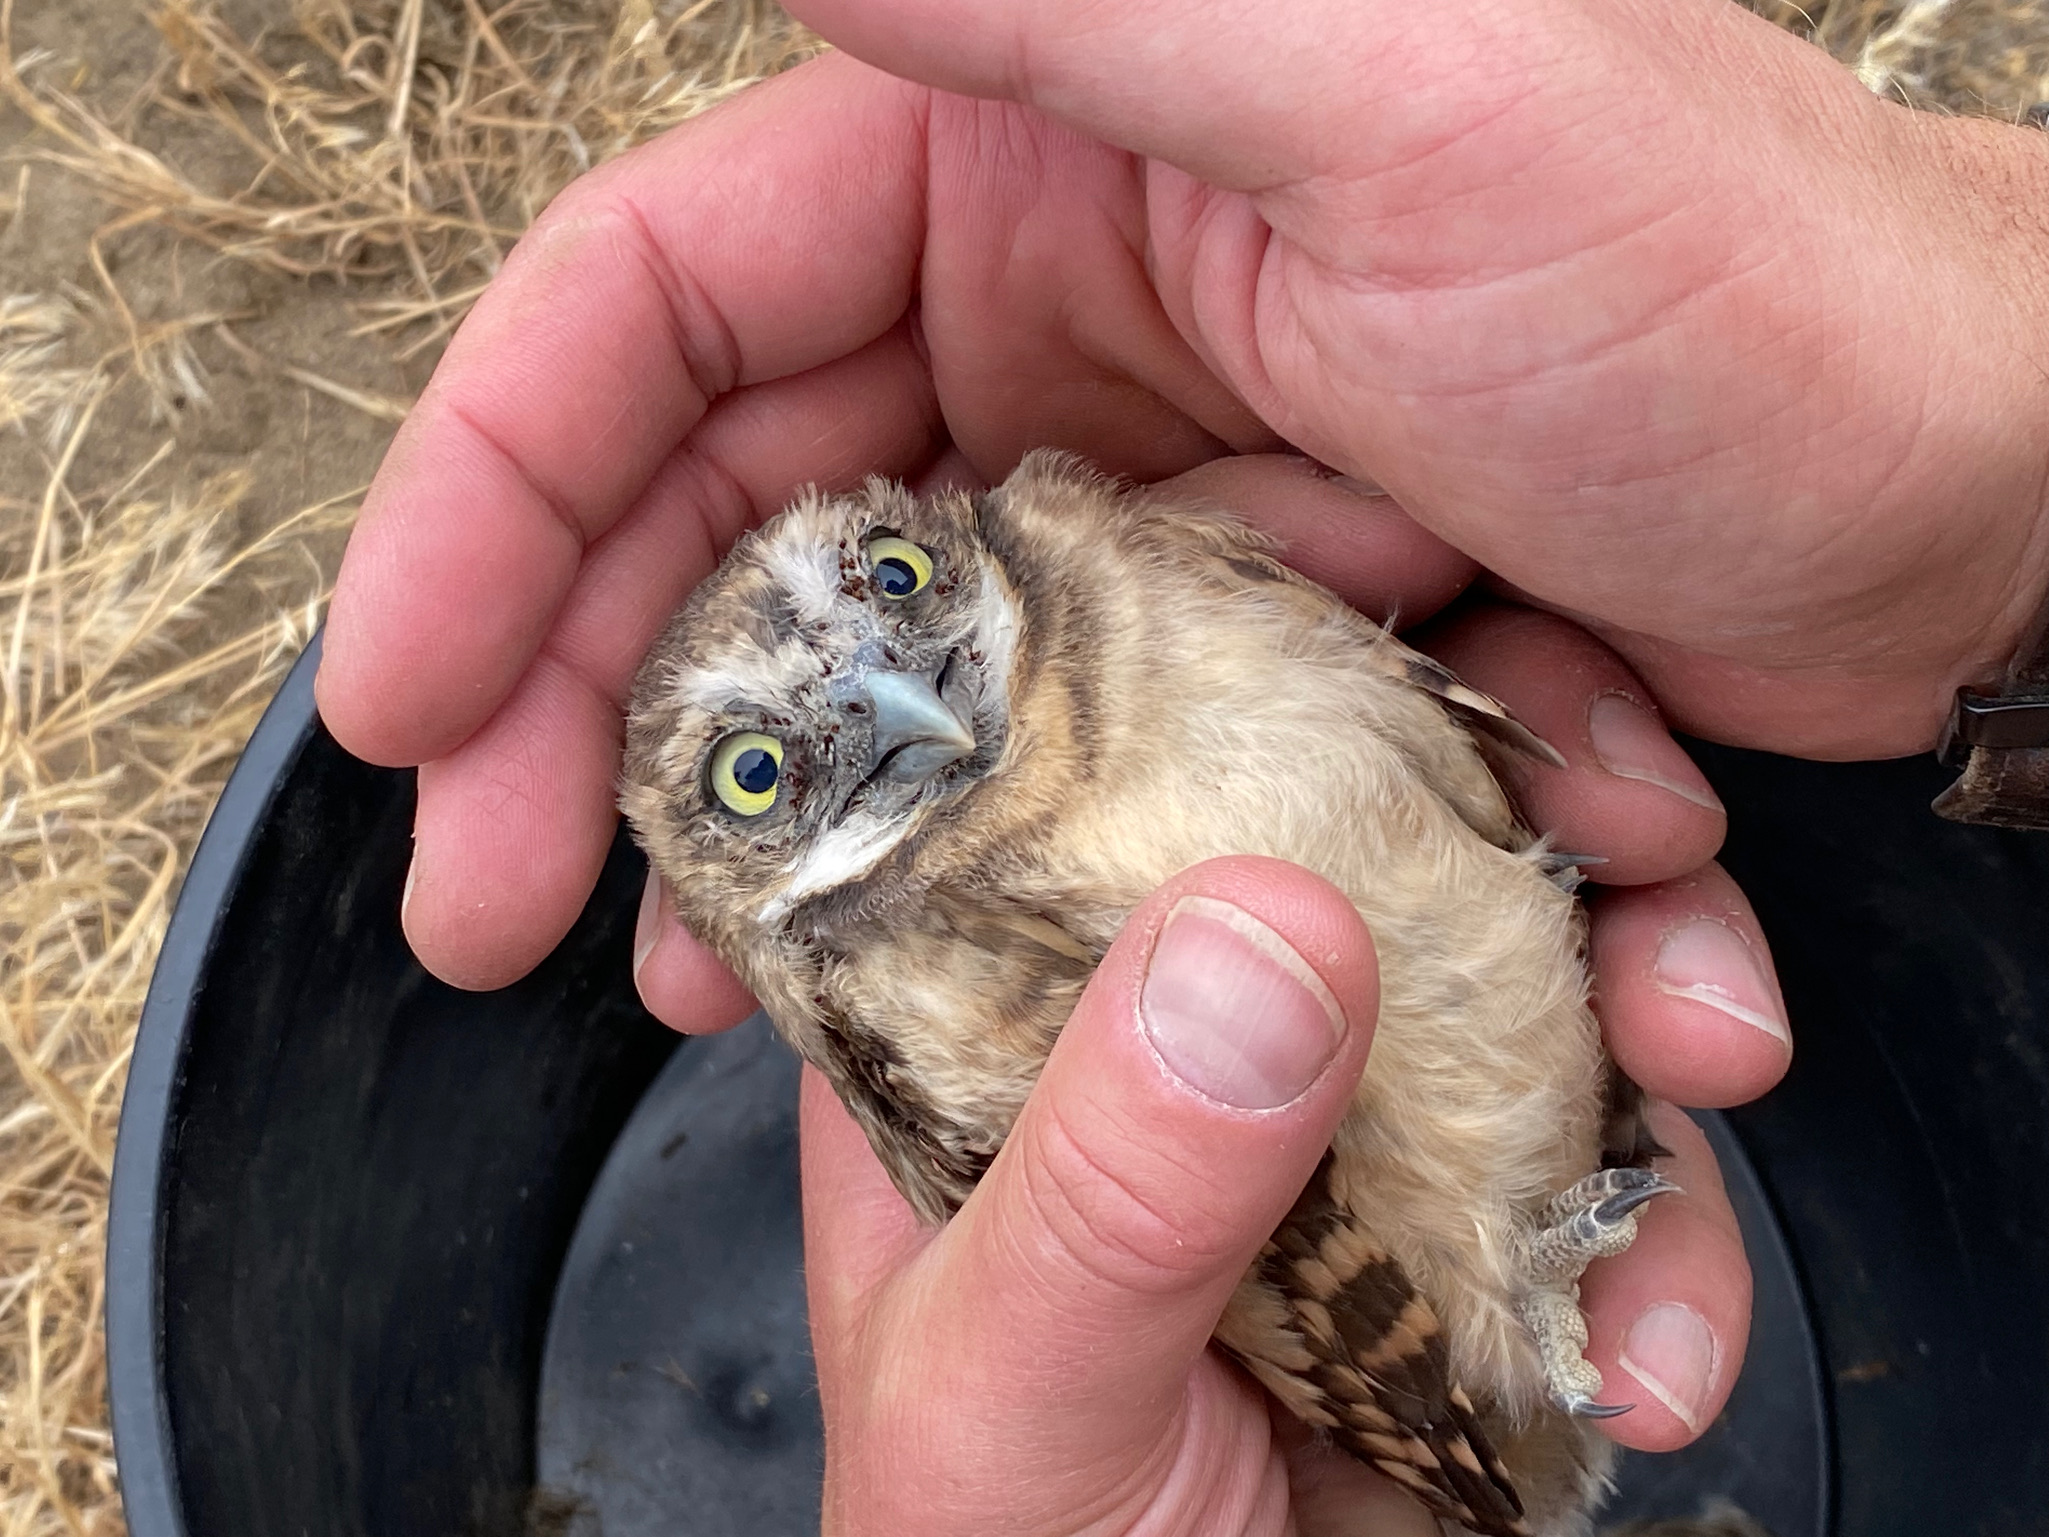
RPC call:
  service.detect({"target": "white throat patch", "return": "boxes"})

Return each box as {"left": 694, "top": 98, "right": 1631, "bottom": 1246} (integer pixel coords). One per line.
{"left": 758, "top": 810, "right": 919, "bottom": 924}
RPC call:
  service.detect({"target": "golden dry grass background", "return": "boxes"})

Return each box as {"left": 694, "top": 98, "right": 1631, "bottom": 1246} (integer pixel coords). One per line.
{"left": 0, "top": 1, "right": 2037, "bottom": 1534}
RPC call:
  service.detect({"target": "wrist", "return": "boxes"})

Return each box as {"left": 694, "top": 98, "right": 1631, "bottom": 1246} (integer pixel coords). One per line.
{"left": 1681, "top": 98, "right": 2049, "bottom": 759}
{"left": 1906, "top": 113, "right": 2049, "bottom": 723}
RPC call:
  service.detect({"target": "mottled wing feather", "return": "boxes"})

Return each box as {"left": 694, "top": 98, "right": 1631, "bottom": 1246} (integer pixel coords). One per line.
{"left": 817, "top": 1012, "right": 992, "bottom": 1223}
{"left": 1396, "top": 652, "right": 1569, "bottom": 771}
{"left": 1600, "top": 1063, "right": 1674, "bottom": 1170}
{"left": 1177, "top": 515, "right": 1564, "bottom": 765}
{"left": 1233, "top": 1156, "right": 1532, "bottom": 1537}
{"left": 794, "top": 889, "right": 1105, "bottom": 1225}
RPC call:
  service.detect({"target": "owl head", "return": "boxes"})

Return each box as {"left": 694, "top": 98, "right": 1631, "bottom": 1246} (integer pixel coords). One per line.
{"left": 621, "top": 476, "right": 1027, "bottom": 966}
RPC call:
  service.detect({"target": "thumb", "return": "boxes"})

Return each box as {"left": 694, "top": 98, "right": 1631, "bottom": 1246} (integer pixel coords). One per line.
{"left": 933, "top": 855, "right": 1378, "bottom": 1476}
{"left": 782, "top": 0, "right": 1386, "bottom": 188}
{"left": 778, "top": 0, "right": 1805, "bottom": 197}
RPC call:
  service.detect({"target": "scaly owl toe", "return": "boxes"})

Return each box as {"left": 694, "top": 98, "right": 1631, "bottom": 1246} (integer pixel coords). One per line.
{"left": 1527, "top": 1168, "right": 1681, "bottom": 1286}
{"left": 1517, "top": 1169, "right": 1681, "bottom": 1417}
{"left": 1517, "top": 1286, "right": 1622, "bottom": 1417}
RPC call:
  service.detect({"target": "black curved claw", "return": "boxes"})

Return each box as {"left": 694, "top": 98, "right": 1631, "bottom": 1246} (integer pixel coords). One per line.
{"left": 1592, "top": 1172, "right": 1683, "bottom": 1226}
{"left": 1541, "top": 852, "right": 1609, "bottom": 870}
{"left": 1559, "top": 1395, "right": 1634, "bottom": 1420}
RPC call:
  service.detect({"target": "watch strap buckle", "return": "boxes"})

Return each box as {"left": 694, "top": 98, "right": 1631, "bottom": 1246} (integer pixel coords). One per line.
{"left": 1937, "top": 689, "right": 2049, "bottom": 768}
{"left": 1934, "top": 688, "right": 2049, "bottom": 829}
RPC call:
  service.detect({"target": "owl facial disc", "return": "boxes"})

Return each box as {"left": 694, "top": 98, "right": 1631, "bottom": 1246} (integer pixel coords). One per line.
{"left": 865, "top": 667, "right": 977, "bottom": 784}
{"left": 620, "top": 475, "right": 1022, "bottom": 930}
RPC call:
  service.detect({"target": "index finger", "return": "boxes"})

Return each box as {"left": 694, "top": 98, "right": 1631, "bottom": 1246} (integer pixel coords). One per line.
{"left": 317, "top": 52, "right": 933, "bottom": 767}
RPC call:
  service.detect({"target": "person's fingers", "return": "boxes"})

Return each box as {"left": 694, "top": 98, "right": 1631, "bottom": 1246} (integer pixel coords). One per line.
{"left": 801, "top": 1061, "right": 932, "bottom": 1331}
{"left": 397, "top": 325, "right": 943, "bottom": 987}
{"left": 1419, "top": 603, "right": 1726, "bottom": 886}
{"left": 403, "top": 653, "right": 624, "bottom": 991}
{"left": 1580, "top": 1102, "right": 1751, "bottom": 1451}
{"left": 808, "top": 1055, "right": 1295, "bottom": 1537}
{"left": 318, "top": 52, "right": 931, "bottom": 768}
{"left": 630, "top": 870, "right": 758, "bottom": 1035}
{"left": 1148, "top": 454, "right": 1477, "bottom": 624}
{"left": 916, "top": 99, "right": 1275, "bottom": 482}
{"left": 924, "top": 857, "right": 1378, "bottom": 1478}
{"left": 1590, "top": 865, "right": 1791, "bottom": 1110}
{"left": 804, "top": 0, "right": 2049, "bottom": 761}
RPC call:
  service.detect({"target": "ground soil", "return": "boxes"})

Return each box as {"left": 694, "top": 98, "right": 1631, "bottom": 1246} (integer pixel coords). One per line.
{"left": 2, "top": 0, "right": 427, "bottom": 559}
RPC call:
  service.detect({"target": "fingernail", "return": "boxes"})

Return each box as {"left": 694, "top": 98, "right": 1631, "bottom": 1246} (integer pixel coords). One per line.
{"left": 1587, "top": 693, "right": 1723, "bottom": 812}
{"left": 1140, "top": 897, "right": 1346, "bottom": 1109}
{"left": 1618, "top": 1302, "right": 1717, "bottom": 1434}
{"left": 1654, "top": 919, "right": 1789, "bottom": 1045}
{"left": 400, "top": 858, "right": 418, "bottom": 925}
{"left": 632, "top": 868, "right": 662, "bottom": 986}
{"left": 1330, "top": 472, "right": 1390, "bottom": 498}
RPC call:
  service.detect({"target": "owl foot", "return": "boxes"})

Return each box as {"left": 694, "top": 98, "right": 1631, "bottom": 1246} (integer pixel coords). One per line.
{"left": 1537, "top": 850, "right": 1607, "bottom": 892}
{"left": 1527, "top": 1167, "right": 1680, "bottom": 1285}
{"left": 1517, "top": 1168, "right": 1681, "bottom": 1417}
{"left": 1518, "top": 1286, "right": 1619, "bottom": 1416}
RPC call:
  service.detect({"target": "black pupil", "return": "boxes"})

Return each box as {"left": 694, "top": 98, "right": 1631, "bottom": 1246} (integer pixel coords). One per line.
{"left": 876, "top": 556, "right": 919, "bottom": 596}
{"left": 732, "top": 748, "right": 778, "bottom": 796}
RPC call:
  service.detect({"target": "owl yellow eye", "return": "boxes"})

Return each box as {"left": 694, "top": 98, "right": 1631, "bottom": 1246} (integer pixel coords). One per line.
{"left": 709, "top": 732, "right": 784, "bottom": 816}
{"left": 864, "top": 536, "right": 933, "bottom": 599}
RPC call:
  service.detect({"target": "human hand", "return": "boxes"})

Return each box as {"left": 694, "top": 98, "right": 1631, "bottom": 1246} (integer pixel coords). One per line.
{"left": 307, "top": 14, "right": 1801, "bottom": 1496}
{"left": 319, "top": 4, "right": 2049, "bottom": 994}
{"left": 802, "top": 856, "right": 1759, "bottom": 1535}
{"left": 784, "top": 0, "right": 2049, "bottom": 758}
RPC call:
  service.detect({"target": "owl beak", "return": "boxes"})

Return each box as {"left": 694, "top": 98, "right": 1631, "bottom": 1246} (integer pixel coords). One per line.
{"left": 863, "top": 669, "right": 977, "bottom": 783}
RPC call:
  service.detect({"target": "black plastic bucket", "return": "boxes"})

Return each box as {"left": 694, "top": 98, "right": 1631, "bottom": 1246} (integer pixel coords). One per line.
{"left": 106, "top": 635, "right": 2049, "bottom": 1536}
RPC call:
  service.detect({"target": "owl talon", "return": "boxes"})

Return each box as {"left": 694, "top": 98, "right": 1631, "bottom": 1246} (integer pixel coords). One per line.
{"left": 1529, "top": 1168, "right": 1682, "bottom": 1283}
{"left": 1519, "top": 1169, "right": 1680, "bottom": 1420}
{"left": 1559, "top": 1394, "right": 1633, "bottom": 1420}
{"left": 1592, "top": 1173, "right": 1682, "bottom": 1226}
{"left": 1539, "top": 852, "right": 1606, "bottom": 892}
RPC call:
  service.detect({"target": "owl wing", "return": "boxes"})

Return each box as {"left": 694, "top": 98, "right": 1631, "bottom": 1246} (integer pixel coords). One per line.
{"left": 1183, "top": 533, "right": 1564, "bottom": 766}
{"left": 1148, "top": 509, "right": 1562, "bottom": 852}
{"left": 797, "top": 888, "right": 1109, "bottom": 1225}
{"left": 1216, "top": 1154, "right": 1533, "bottom": 1537}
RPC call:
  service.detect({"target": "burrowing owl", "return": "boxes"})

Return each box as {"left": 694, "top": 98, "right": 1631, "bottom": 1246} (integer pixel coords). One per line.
{"left": 621, "top": 451, "right": 1681, "bottom": 1537}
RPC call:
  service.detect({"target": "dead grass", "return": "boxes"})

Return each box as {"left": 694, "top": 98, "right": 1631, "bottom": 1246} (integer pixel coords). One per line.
{"left": 0, "top": 288, "right": 344, "bottom": 1537}
{"left": 0, "top": 3, "right": 810, "bottom": 1533}
{"left": 1743, "top": 0, "right": 2049, "bottom": 117}
{"left": 4, "top": 0, "right": 816, "bottom": 357}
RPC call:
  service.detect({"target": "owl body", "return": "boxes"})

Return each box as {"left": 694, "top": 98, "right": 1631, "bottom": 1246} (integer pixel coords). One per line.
{"left": 624, "top": 452, "right": 1645, "bottom": 1536}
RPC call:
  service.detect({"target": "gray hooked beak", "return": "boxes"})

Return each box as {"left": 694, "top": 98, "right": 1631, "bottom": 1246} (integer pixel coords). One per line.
{"left": 863, "top": 669, "right": 976, "bottom": 783}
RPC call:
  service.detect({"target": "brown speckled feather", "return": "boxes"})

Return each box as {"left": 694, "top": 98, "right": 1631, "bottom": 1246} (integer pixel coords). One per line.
{"left": 1218, "top": 1156, "right": 1529, "bottom": 1536}
{"left": 801, "top": 886, "right": 1108, "bottom": 1224}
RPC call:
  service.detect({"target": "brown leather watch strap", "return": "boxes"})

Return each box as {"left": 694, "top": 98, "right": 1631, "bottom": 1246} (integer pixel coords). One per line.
{"left": 1933, "top": 599, "right": 2049, "bottom": 829}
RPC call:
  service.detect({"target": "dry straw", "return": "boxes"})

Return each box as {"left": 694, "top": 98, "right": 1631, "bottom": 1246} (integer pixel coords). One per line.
{"left": 0, "top": 289, "right": 344, "bottom": 1537}
{"left": 0, "top": 3, "right": 810, "bottom": 1532}
{"left": 4, "top": 0, "right": 818, "bottom": 354}
{"left": 1743, "top": 0, "right": 2049, "bottom": 116}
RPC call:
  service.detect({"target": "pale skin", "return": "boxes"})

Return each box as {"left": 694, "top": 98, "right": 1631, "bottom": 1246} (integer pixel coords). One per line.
{"left": 316, "top": 0, "right": 2049, "bottom": 1529}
